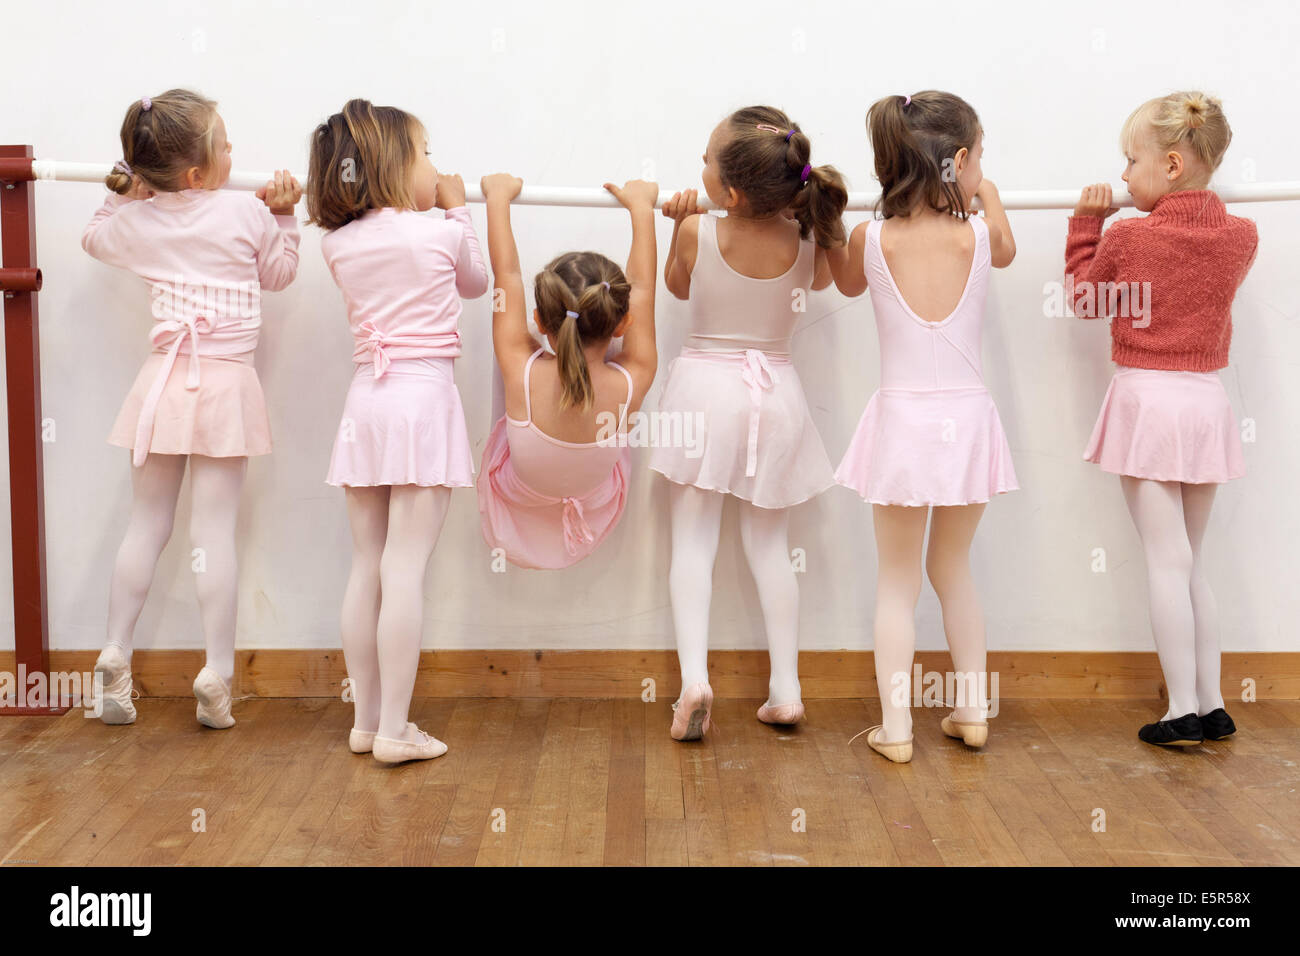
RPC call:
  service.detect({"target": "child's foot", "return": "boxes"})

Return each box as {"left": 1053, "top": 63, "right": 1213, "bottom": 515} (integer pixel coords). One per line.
{"left": 193, "top": 667, "right": 235, "bottom": 729}
{"left": 756, "top": 700, "right": 805, "bottom": 726}
{"left": 861, "top": 726, "right": 913, "bottom": 764}
{"left": 94, "top": 644, "right": 137, "bottom": 725}
{"left": 349, "top": 728, "right": 378, "bottom": 753}
{"left": 940, "top": 713, "right": 989, "bottom": 748}
{"left": 1138, "top": 712, "right": 1203, "bottom": 747}
{"left": 1198, "top": 708, "right": 1236, "bottom": 741}
{"left": 372, "top": 723, "right": 447, "bottom": 764}
{"left": 670, "top": 682, "right": 713, "bottom": 741}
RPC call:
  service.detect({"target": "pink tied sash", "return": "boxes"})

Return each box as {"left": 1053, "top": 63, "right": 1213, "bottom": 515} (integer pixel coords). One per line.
{"left": 132, "top": 314, "right": 215, "bottom": 467}
{"left": 739, "top": 349, "right": 779, "bottom": 477}
{"left": 356, "top": 320, "right": 461, "bottom": 378}
{"left": 561, "top": 497, "right": 596, "bottom": 556}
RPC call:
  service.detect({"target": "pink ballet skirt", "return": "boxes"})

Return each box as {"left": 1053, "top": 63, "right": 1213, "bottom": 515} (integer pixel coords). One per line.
{"left": 1084, "top": 366, "right": 1244, "bottom": 483}
{"left": 326, "top": 356, "right": 474, "bottom": 487}
{"left": 108, "top": 351, "right": 271, "bottom": 458}
{"left": 649, "top": 348, "right": 836, "bottom": 509}
{"left": 477, "top": 417, "right": 630, "bottom": 570}
{"left": 837, "top": 386, "right": 1018, "bottom": 507}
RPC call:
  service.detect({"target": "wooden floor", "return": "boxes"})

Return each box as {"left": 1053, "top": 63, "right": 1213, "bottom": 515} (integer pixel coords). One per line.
{"left": 1, "top": 697, "right": 1298, "bottom": 866}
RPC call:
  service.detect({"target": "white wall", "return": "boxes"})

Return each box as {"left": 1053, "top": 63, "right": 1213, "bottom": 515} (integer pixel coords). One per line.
{"left": 1, "top": 0, "right": 1296, "bottom": 655}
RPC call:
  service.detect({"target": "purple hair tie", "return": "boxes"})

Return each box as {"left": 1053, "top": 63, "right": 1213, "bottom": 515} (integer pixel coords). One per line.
{"left": 141, "top": 96, "right": 152, "bottom": 111}
{"left": 113, "top": 160, "right": 132, "bottom": 177}
{"left": 784, "top": 129, "right": 795, "bottom": 142}
{"left": 902, "top": 94, "right": 911, "bottom": 108}
{"left": 602, "top": 281, "right": 610, "bottom": 290}
{"left": 800, "top": 164, "right": 812, "bottom": 183}
{"left": 565, "top": 310, "right": 579, "bottom": 320}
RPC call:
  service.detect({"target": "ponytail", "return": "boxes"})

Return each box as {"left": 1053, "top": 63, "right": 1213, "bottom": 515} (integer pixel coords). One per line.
{"left": 533, "top": 253, "right": 630, "bottom": 411}
{"left": 867, "top": 90, "right": 981, "bottom": 219}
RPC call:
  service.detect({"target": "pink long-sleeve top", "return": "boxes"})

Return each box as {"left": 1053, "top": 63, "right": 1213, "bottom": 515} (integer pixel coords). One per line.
{"left": 319, "top": 206, "right": 489, "bottom": 377}
{"left": 81, "top": 188, "right": 301, "bottom": 465}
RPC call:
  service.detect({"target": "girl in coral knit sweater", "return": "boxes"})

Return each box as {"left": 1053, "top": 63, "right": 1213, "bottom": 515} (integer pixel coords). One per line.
{"left": 1066, "top": 91, "right": 1258, "bottom": 747}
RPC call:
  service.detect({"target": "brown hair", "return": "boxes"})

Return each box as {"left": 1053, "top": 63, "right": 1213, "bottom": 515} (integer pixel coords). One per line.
{"left": 1121, "top": 91, "right": 1232, "bottom": 175}
{"left": 716, "top": 105, "right": 847, "bottom": 247}
{"left": 306, "top": 99, "right": 425, "bottom": 231}
{"left": 533, "top": 252, "right": 631, "bottom": 410}
{"left": 104, "top": 89, "right": 220, "bottom": 195}
{"left": 867, "top": 90, "right": 981, "bottom": 219}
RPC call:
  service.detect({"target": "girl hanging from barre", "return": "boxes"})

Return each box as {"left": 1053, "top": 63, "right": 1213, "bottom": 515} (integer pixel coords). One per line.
{"left": 84, "top": 89, "right": 302, "bottom": 729}
{"left": 476, "top": 175, "right": 658, "bottom": 569}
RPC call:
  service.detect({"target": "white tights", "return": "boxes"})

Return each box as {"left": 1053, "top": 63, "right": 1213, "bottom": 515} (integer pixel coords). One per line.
{"left": 105, "top": 453, "right": 247, "bottom": 685}
{"left": 340, "top": 485, "right": 451, "bottom": 741}
{"left": 668, "top": 484, "right": 801, "bottom": 706}
{"left": 1121, "top": 477, "right": 1223, "bottom": 720}
{"left": 872, "top": 504, "right": 988, "bottom": 744}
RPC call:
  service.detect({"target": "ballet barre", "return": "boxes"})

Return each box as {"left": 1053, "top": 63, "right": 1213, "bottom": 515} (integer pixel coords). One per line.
{"left": 19, "top": 159, "right": 1300, "bottom": 210}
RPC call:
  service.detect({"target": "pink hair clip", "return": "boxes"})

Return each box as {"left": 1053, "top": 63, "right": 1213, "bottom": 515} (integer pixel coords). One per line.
{"left": 755, "top": 124, "right": 784, "bottom": 134}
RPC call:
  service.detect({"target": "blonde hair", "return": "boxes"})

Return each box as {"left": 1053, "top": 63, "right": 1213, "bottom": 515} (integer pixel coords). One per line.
{"left": 306, "top": 99, "right": 425, "bottom": 231}
{"left": 533, "top": 252, "right": 630, "bottom": 411}
{"left": 1120, "top": 91, "right": 1232, "bottom": 174}
{"left": 104, "top": 89, "right": 220, "bottom": 194}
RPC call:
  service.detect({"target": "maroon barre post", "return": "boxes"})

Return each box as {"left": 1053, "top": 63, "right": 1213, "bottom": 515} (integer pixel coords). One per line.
{"left": 0, "top": 145, "right": 68, "bottom": 715}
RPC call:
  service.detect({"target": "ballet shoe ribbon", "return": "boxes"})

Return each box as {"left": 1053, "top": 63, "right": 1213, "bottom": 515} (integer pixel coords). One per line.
{"left": 740, "top": 348, "right": 779, "bottom": 478}
{"left": 561, "top": 496, "right": 596, "bottom": 556}
{"left": 133, "top": 313, "right": 214, "bottom": 467}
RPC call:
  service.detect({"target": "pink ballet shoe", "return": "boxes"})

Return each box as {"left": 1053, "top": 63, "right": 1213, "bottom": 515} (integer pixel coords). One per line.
{"left": 941, "top": 714, "right": 989, "bottom": 748}
{"left": 372, "top": 723, "right": 448, "bottom": 764}
{"left": 756, "top": 700, "right": 805, "bottom": 725}
{"left": 193, "top": 667, "right": 235, "bottom": 729}
{"left": 94, "top": 644, "right": 137, "bottom": 725}
{"left": 349, "top": 728, "right": 377, "bottom": 754}
{"left": 670, "top": 683, "right": 713, "bottom": 741}
{"left": 850, "top": 725, "right": 913, "bottom": 764}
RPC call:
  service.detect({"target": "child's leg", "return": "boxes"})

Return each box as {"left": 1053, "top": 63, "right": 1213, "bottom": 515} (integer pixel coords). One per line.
{"left": 871, "top": 504, "right": 929, "bottom": 743}
{"left": 736, "top": 501, "right": 800, "bottom": 706}
{"left": 376, "top": 484, "right": 451, "bottom": 741}
{"left": 1181, "top": 481, "right": 1224, "bottom": 715}
{"left": 668, "top": 483, "right": 725, "bottom": 690}
{"left": 105, "top": 453, "right": 188, "bottom": 655}
{"left": 926, "top": 503, "right": 989, "bottom": 722}
{"left": 188, "top": 455, "right": 248, "bottom": 686}
{"left": 341, "top": 486, "right": 390, "bottom": 733}
{"left": 1120, "top": 476, "right": 1197, "bottom": 719}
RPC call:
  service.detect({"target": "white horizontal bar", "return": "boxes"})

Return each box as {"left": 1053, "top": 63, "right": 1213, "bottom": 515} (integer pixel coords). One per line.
{"left": 29, "top": 159, "right": 1300, "bottom": 211}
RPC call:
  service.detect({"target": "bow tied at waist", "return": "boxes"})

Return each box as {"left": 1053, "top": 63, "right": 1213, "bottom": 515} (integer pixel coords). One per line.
{"left": 356, "top": 321, "right": 462, "bottom": 379}
{"left": 132, "top": 313, "right": 217, "bottom": 467}
{"left": 739, "top": 348, "right": 780, "bottom": 478}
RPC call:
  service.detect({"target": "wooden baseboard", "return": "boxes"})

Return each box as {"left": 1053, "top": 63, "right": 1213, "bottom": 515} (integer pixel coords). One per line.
{"left": 1, "top": 649, "right": 1296, "bottom": 700}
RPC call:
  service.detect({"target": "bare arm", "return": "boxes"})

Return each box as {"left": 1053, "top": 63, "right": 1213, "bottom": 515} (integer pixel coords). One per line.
{"left": 662, "top": 190, "right": 703, "bottom": 299}
{"left": 977, "top": 180, "right": 1016, "bottom": 268}
{"left": 605, "top": 180, "right": 659, "bottom": 399}
{"left": 826, "top": 221, "right": 869, "bottom": 297}
{"left": 480, "top": 174, "right": 536, "bottom": 370}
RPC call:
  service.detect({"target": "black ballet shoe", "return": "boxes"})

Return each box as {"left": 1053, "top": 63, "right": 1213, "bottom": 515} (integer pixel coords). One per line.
{"left": 1199, "top": 708, "right": 1237, "bottom": 740}
{"left": 1138, "top": 712, "right": 1204, "bottom": 747}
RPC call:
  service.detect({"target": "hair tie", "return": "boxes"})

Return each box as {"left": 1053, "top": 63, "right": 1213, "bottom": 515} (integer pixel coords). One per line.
{"left": 784, "top": 129, "right": 795, "bottom": 142}
{"left": 565, "top": 310, "right": 579, "bottom": 320}
{"left": 800, "top": 164, "right": 812, "bottom": 183}
{"left": 140, "top": 96, "right": 152, "bottom": 111}
{"left": 602, "top": 281, "right": 610, "bottom": 291}
{"left": 113, "top": 160, "right": 133, "bottom": 177}
{"left": 902, "top": 94, "right": 911, "bottom": 108}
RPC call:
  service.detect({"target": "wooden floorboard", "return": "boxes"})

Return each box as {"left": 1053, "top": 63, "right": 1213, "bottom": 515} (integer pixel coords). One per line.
{"left": 1, "top": 698, "right": 1297, "bottom": 867}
